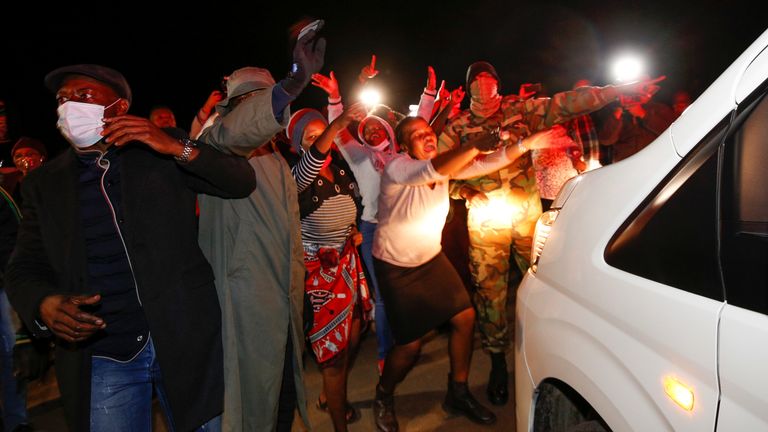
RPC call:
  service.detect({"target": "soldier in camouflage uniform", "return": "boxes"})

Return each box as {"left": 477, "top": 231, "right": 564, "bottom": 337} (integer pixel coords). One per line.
{"left": 437, "top": 61, "right": 665, "bottom": 406}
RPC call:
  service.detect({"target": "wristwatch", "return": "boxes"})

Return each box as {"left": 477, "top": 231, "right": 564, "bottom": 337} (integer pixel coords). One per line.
{"left": 175, "top": 138, "right": 196, "bottom": 163}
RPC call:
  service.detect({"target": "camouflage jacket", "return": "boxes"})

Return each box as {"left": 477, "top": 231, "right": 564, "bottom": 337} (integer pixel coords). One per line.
{"left": 438, "top": 87, "right": 617, "bottom": 199}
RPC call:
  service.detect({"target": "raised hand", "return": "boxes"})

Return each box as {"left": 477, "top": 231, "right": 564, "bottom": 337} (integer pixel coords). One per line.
{"left": 618, "top": 75, "right": 666, "bottom": 99}
{"left": 436, "top": 80, "right": 448, "bottom": 98}
{"left": 103, "top": 115, "right": 192, "bottom": 158}
{"left": 311, "top": 71, "right": 340, "bottom": 99}
{"left": 437, "top": 80, "right": 450, "bottom": 109}
{"left": 40, "top": 294, "right": 106, "bottom": 342}
{"left": 203, "top": 90, "right": 225, "bottom": 111}
{"left": 518, "top": 83, "right": 539, "bottom": 100}
{"left": 334, "top": 102, "right": 367, "bottom": 129}
{"left": 426, "top": 66, "right": 437, "bottom": 93}
{"left": 523, "top": 125, "right": 574, "bottom": 150}
{"left": 359, "top": 55, "right": 379, "bottom": 83}
{"left": 314, "top": 102, "right": 368, "bottom": 154}
{"left": 450, "top": 86, "right": 466, "bottom": 106}
{"left": 283, "top": 28, "right": 327, "bottom": 97}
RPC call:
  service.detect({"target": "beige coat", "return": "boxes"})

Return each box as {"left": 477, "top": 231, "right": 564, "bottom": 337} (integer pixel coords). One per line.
{"left": 198, "top": 87, "right": 309, "bottom": 431}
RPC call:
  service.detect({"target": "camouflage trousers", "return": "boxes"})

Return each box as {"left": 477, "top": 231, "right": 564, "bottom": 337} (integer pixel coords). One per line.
{"left": 466, "top": 189, "right": 542, "bottom": 353}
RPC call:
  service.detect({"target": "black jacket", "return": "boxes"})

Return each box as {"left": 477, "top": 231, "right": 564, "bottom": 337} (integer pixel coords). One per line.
{"left": 5, "top": 142, "right": 256, "bottom": 431}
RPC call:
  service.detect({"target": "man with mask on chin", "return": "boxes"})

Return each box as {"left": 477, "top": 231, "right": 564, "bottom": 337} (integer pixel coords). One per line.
{"left": 4, "top": 64, "right": 257, "bottom": 431}
{"left": 438, "top": 61, "right": 665, "bottom": 408}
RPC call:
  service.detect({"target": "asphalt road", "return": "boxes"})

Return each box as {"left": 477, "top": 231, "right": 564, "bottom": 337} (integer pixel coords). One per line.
{"left": 27, "top": 324, "right": 516, "bottom": 432}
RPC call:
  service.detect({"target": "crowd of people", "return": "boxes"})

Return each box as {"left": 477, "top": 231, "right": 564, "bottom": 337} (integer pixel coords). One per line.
{"left": 0, "top": 19, "right": 690, "bottom": 432}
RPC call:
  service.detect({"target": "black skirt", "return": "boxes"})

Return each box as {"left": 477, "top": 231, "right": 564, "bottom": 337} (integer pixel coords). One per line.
{"left": 374, "top": 252, "right": 471, "bottom": 345}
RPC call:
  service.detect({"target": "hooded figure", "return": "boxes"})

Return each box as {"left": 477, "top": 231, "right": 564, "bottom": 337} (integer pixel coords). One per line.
{"left": 356, "top": 114, "right": 398, "bottom": 172}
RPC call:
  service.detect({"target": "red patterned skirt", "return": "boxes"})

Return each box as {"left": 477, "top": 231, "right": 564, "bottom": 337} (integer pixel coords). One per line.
{"left": 304, "top": 239, "right": 372, "bottom": 365}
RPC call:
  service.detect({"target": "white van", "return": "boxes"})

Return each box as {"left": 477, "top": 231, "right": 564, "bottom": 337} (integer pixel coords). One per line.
{"left": 515, "top": 28, "right": 768, "bottom": 432}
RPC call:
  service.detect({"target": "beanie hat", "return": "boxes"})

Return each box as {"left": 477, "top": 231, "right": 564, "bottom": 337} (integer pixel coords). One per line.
{"left": 466, "top": 61, "right": 501, "bottom": 92}
{"left": 286, "top": 108, "right": 327, "bottom": 154}
{"left": 12, "top": 136, "right": 47, "bottom": 159}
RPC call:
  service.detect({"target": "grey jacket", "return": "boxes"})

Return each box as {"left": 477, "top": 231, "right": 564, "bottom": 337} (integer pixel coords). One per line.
{"left": 198, "top": 86, "right": 309, "bottom": 431}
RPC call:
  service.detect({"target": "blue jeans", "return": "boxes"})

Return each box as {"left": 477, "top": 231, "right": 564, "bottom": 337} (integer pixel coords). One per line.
{"left": 91, "top": 339, "right": 221, "bottom": 432}
{"left": 0, "top": 289, "right": 28, "bottom": 432}
{"left": 360, "top": 220, "right": 394, "bottom": 360}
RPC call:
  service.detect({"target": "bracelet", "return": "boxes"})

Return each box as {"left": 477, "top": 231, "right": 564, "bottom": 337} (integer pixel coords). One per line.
{"left": 174, "top": 138, "right": 196, "bottom": 163}
{"left": 517, "top": 136, "right": 528, "bottom": 153}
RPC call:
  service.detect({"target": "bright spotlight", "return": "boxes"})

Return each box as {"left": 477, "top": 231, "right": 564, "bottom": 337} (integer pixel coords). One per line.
{"left": 408, "top": 104, "right": 419, "bottom": 117}
{"left": 612, "top": 54, "right": 645, "bottom": 82}
{"left": 360, "top": 88, "right": 382, "bottom": 106}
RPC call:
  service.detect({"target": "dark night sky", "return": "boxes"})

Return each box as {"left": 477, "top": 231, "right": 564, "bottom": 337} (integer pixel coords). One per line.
{"left": 1, "top": 0, "right": 765, "bottom": 157}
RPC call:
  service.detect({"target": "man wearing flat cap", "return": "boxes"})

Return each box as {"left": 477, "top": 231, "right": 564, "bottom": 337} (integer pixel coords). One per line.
{"left": 5, "top": 63, "right": 258, "bottom": 431}
{"left": 195, "top": 26, "right": 325, "bottom": 432}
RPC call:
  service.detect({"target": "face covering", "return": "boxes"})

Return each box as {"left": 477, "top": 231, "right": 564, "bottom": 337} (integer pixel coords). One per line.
{"left": 367, "top": 138, "right": 390, "bottom": 152}
{"left": 469, "top": 78, "right": 501, "bottom": 118}
{"left": 56, "top": 99, "right": 119, "bottom": 148}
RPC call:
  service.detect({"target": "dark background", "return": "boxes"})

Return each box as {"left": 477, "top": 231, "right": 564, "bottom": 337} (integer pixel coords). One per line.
{"left": 1, "top": 0, "right": 765, "bottom": 157}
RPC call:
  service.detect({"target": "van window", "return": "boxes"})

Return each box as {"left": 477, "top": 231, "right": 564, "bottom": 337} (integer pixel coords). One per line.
{"left": 605, "top": 118, "right": 728, "bottom": 300}
{"left": 721, "top": 92, "right": 768, "bottom": 314}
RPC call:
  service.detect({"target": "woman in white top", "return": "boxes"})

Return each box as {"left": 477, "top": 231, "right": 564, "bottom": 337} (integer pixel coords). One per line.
{"left": 311, "top": 66, "right": 438, "bottom": 372}
{"left": 371, "top": 116, "right": 571, "bottom": 431}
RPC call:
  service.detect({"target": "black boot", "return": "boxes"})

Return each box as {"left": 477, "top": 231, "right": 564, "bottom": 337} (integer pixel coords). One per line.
{"left": 443, "top": 376, "right": 497, "bottom": 425}
{"left": 373, "top": 384, "right": 399, "bottom": 432}
{"left": 486, "top": 352, "right": 509, "bottom": 406}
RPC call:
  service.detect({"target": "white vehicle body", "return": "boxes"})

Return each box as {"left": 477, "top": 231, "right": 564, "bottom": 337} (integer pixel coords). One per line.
{"left": 516, "top": 28, "right": 768, "bottom": 432}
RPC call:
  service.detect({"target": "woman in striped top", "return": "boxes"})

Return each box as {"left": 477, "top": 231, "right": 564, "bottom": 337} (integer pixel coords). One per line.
{"left": 286, "top": 104, "right": 370, "bottom": 432}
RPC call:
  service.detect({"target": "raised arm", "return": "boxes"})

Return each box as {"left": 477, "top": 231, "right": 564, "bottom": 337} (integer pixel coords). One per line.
{"left": 312, "top": 72, "right": 369, "bottom": 165}
{"left": 100, "top": 117, "right": 256, "bottom": 197}
{"left": 518, "top": 75, "right": 668, "bottom": 131}
{"left": 291, "top": 103, "right": 367, "bottom": 192}
{"left": 190, "top": 90, "right": 224, "bottom": 139}
{"left": 454, "top": 126, "right": 573, "bottom": 179}
{"left": 431, "top": 86, "right": 465, "bottom": 136}
{"left": 314, "top": 102, "right": 367, "bottom": 155}
{"left": 358, "top": 54, "right": 379, "bottom": 85}
{"left": 199, "top": 28, "right": 327, "bottom": 155}
{"left": 416, "top": 66, "right": 438, "bottom": 121}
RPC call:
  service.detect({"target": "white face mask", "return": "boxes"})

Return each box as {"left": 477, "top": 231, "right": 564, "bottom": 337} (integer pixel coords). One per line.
{"left": 367, "top": 138, "right": 390, "bottom": 152}
{"left": 56, "top": 99, "right": 119, "bottom": 148}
